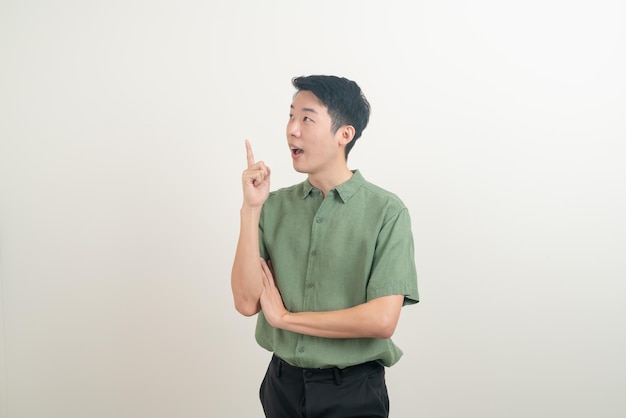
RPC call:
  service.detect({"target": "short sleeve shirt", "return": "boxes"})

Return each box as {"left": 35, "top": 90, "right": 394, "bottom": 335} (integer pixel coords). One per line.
{"left": 255, "top": 170, "right": 419, "bottom": 368}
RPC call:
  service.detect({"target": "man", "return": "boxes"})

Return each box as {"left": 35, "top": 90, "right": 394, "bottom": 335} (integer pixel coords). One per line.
{"left": 231, "top": 75, "right": 419, "bottom": 418}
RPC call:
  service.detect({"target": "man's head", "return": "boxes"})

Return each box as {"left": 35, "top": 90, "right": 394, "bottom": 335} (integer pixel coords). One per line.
{"left": 291, "top": 75, "right": 370, "bottom": 159}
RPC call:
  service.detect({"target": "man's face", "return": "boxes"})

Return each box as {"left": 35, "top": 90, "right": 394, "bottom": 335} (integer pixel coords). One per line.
{"left": 286, "top": 90, "right": 344, "bottom": 175}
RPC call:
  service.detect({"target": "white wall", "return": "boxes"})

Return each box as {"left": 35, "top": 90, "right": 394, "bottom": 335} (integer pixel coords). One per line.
{"left": 1, "top": 1, "right": 625, "bottom": 417}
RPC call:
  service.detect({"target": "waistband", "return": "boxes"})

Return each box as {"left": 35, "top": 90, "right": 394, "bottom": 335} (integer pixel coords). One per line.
{"left": 270, "top": 355, "right": 383, "bottom": 386}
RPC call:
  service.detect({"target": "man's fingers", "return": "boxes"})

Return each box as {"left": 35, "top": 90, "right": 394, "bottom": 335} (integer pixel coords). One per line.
{"left": 260, "top": 258, "right": 274, "bottom": 286}
{"left": 248, "top": 169, "right": 265, "bottom": 186}
{"left": 245, "top": 161, "right": 270, "bottom": 186}
{"left": 260, "top": 258, "right": 270, "bottom": 277}
{"left": 245, "top": 139, "right": 255, "bottom": 169}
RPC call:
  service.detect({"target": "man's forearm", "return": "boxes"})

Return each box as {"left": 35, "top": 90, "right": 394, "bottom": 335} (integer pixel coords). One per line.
{"left": 275, "top": 295, "right": 404, "bottom": 339}
{"left": 231, "top": 206, "right": 264, "bottom": 316}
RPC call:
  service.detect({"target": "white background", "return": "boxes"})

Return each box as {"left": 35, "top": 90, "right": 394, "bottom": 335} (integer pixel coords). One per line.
{"left": 1, "top": 1, "right": 625, "bottom": 417}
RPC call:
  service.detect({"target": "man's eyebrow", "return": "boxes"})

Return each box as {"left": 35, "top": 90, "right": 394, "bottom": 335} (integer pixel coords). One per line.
{"left": 290, "top": 104, "right": 318, "bottom": 114}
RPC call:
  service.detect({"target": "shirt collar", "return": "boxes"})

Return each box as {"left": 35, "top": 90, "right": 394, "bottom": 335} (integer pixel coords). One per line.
{"left": 300, "top": 170, "right": 364, "bottom": 203}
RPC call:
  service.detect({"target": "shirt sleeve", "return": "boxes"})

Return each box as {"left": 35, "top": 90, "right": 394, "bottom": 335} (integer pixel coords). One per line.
{"left": 367, "top": 207, "right": 419, "bottom": 305}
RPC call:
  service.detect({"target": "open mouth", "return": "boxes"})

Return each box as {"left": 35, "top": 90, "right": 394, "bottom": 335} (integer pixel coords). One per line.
{"left": 291, "top": 147, "right": 303, "bottom": 156}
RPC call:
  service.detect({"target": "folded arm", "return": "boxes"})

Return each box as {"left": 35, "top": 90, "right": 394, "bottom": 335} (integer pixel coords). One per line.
{"left": 260, "top": 259, "right": 404, "bottom": 339}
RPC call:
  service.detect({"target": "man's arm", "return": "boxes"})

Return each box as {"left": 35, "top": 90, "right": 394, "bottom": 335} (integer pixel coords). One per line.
{"left": 259, "top": 259, "right": 405, "bottom": 338}
{"left": 231, "top": 140, "right": 271, "bottom": 316}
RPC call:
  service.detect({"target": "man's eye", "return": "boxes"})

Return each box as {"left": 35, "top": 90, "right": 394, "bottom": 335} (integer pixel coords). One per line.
{"left": 303, "top": 116, "right": 312, "bottom": 122}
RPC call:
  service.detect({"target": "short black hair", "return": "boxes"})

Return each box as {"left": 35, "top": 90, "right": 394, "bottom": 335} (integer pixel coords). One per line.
{"left": 291, "top": 75, "right": 370, "bottom": 159}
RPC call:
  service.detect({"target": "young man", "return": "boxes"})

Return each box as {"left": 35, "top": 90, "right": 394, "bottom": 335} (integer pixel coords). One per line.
{"left": 232, "top": 75, "right": 419, "bottom": 418}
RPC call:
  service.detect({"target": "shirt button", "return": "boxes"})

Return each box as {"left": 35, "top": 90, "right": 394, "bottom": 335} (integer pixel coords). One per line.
{"left": 305, "top": 371, "right": 313, "bottom": 378}
{"left": 306, "top": 282, "right": 314, "bottom": 289}
{"left": 298, "top": 346, "right": 305, "bottom": 353}
{"left": 315, "top": 217, "right": 323, "bottom": 223}
{"left": 310, "top": 250, "right": 317, "bottom": 256}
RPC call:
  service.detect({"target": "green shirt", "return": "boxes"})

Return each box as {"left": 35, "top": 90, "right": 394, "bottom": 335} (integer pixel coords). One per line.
{"left": 255, "top": 170, "right": 419, "bottom": 368}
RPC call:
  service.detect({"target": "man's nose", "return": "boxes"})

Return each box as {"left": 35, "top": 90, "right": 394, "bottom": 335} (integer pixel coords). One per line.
{"left": 287, "top": 121, "right": 301, "bottom": 137}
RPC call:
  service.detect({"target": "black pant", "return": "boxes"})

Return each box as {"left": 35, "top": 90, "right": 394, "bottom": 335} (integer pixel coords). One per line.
{"left": 259, "top": 355, "right": 390, "bottom": 418}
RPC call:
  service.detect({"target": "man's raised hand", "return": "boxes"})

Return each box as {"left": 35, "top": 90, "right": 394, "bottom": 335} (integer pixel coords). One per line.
{"left": 242, "top": 140, "right": 271, "bottom": 208}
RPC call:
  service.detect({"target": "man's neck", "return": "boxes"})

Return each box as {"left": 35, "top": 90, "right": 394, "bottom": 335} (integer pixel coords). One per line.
{"left": 307, "top": 166, "right": 353, "bottom": 197}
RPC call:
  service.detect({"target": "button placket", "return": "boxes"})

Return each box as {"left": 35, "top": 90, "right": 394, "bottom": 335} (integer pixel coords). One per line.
{"left": 302, "top": 197, "right": 329, "bottom": 312}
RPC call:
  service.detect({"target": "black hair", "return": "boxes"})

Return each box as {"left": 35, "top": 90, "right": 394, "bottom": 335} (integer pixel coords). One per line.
{"left": 291, "top": 75, "right": 370, "bottom": 158}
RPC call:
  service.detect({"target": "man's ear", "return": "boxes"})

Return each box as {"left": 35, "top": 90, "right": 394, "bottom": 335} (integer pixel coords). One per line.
{"left": 338, "top": 125, "right": 355, "bottom": 146}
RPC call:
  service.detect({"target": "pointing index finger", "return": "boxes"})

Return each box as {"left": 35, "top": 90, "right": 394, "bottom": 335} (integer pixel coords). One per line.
{"left": 245, "top": 139, "right": 255, "bottom": 168}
